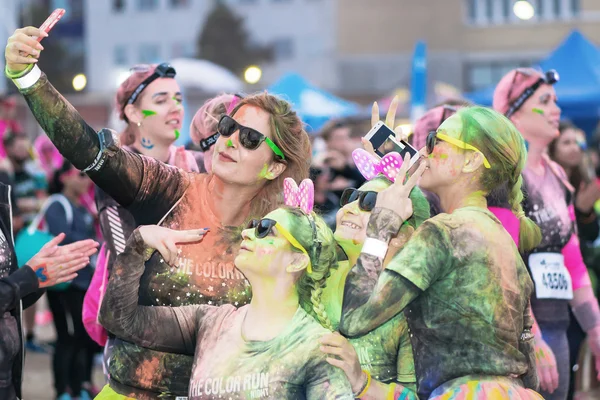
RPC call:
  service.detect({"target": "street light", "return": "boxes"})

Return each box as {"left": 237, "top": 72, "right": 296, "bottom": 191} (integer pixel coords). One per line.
{"left": 514, "top": 1, "right": 535, "bottom": 20}
{"left": 244, "top": 66, "right": 262, "bottom": 84}
{"left": 72, "top": 74, "right": 87, "bottom": 91}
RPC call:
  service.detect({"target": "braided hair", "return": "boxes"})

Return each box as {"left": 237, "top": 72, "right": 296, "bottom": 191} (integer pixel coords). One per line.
{"left": 283, "top": 207, "right": 337, "bottom": 331}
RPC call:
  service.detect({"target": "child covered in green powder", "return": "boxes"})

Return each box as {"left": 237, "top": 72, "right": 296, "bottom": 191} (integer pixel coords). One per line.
{"left": 319, "top": 173, "right": 430, "bottom": 399}
{"left": 98, "top": 179, "right": 353, "bottom": 399}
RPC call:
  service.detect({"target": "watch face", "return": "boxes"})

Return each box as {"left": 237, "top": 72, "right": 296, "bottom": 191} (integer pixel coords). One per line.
{"left": 98, "top": 128, "right": 120, "bottom": 148}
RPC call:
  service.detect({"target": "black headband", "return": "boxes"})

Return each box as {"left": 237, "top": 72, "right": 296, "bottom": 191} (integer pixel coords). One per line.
{"left": 124, "top": 63, "right": 177, "bottom": 111}
{"left": 505, "top": 69, "right": 559, "bottom": 118}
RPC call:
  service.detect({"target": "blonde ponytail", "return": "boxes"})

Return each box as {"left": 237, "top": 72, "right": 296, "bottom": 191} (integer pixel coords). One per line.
{"left": 508, "top": 174, "right": 541, "bottom": 252}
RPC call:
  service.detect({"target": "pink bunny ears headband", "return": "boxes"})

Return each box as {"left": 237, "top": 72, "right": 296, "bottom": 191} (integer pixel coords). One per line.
{"left": 352, "top": 148, "right": 404, "bottom": 182}
{"left": 282, "top": 178, "right": 322, "bottom": 273}
{"left": 283, "top": 178, "right": 314, "bottom": 214}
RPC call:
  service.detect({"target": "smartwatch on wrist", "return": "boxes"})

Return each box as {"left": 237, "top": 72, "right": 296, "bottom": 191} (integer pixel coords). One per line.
{"left": 83, "top": 128, "right": 118, "bottom": 172}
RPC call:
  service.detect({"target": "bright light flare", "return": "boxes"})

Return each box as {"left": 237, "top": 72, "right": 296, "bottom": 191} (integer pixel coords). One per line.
{"left": 514, "top": 1, "right": 535, "bottom": 20}
{"left": 244, "top": 66, "right": 262, "bottom": 84}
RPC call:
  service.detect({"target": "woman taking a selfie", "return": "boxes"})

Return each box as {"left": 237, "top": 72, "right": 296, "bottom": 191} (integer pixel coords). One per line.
{"left": 4, "top": 26, "right": 311, "bottom": 399}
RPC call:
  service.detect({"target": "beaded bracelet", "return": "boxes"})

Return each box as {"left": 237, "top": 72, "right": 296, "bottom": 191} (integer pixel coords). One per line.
{"left": 354, "top": 370, "right": 372, "bottom": 398}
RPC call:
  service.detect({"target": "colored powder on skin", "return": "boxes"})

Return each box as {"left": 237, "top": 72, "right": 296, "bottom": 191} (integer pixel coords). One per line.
{"left": 532, "top": 108, "right": 544, "bottom": 115}
{"left": 173, "top": 96, "right": 181, "bottom": 106}
{"left": 174, "top": 129, "right": 180, "bottom": 140}
{"left": 142, "top": 110, "right": 157, "bottom": 118}
{"left": 258, "top": 163, "right": 269, "bottom": 179}
{"left": 428, "top": 152, "right": 448, "bottom": 160}
{"left": 226, "top": 139, "right": 234, "bottom": 148}
{"left": 141, "top": 138, "right": 154, "bottom": 149}
{"left": 35, "top": 267, "right": 48, "bottom": 282}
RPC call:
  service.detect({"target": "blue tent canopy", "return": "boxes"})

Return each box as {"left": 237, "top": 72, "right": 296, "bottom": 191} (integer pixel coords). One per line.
{"left": 466, "top": 30, "right": 600, "bottom": 135}
{"left": 268, "top": 73, "right": 359, "bottom": 133}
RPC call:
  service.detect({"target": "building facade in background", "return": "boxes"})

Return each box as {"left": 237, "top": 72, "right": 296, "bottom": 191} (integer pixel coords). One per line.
{"left": 335, "top": 0, "right": 600, "bottom": 103}
{"left": 84, "top": 0, "right": 335, "bottom": 93}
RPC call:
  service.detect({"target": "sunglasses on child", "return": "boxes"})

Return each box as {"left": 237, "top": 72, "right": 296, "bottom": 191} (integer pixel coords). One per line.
{"left": 246, "top": 218, "right": 313, "bottom": 273}
{"left": 218, "top": 115, "right": 285, "bottom": 160}
{"left": 340, "top": 188, "right": 378, "bottom": 212}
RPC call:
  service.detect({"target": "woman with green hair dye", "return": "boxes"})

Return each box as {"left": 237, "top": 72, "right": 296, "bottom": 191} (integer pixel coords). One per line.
{"left": 319, "top": 174, "right": 430, "bottom": 400}
{"left": 98, "top": 178, "right": 353, "bottom": 399}
{"left": 339, "top": 107, "right": 543, "bottom": 399}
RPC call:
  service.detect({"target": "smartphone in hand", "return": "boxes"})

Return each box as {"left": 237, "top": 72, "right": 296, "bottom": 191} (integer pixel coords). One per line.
{"left": 36, "top": 8, "right": 66, "bottom": 42}
{"left": 364, "top": 121, "right": 421, "bottom": 166}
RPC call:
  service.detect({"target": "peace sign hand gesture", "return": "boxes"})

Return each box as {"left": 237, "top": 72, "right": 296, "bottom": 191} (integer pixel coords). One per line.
{"left": 362, "top": 95, "right": 408, "bottom": 157}
{"left": 374, "top": 153, "right": 426, "bottom": 223}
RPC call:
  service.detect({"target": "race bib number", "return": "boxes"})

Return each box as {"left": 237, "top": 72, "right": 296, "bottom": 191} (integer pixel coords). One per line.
{"left": 529, "top": 252, "right": 573, "bottom": 300}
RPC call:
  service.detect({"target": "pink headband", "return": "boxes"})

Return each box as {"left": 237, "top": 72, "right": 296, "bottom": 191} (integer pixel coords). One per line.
{"left": 283, "top": 178, "right": 314, "bottom": 214}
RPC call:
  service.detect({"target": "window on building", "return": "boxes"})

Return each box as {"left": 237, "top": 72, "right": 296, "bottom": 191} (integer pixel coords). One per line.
{"left": 466, "top": 0, "right": 580, "bottom": 24}
{"left": 139, "top": 44, "right": 160, "bottom": 63}
{"left": 501, "top": 0, "right": 511, "bottom": 19}
{"left": 553, "top": 0, "right": 561, "bottom": 16}
{"left": 571, "top": 0, "right": 580, "bottom": 15}
{"left": 137, "top": 0, "right": 159, "bottom": 11}
{"left": 171, "top": 42, "right": 195, "bottom": 59}
{"left": 113, "top": 0, "right": 126, "bottom": 12}
{"left": 468, "top": 0, "right": 477, "bottom": 20}
{"left": 114, "top": 45, "right": 128, "bottom": 66}
{"left": 273, "top": 38, "right": 294, "bottom": 60}
{"left": 485, "top": 0, "right": 493, "bottom": 20}
{"left": 535, "top": 0, "right": 545, "bottom": 18}
{"left": 465, "top": 60, "right": 536, "bottom": 91}
{"left": 170, "top": 0, "right": 190, "bottom": 8}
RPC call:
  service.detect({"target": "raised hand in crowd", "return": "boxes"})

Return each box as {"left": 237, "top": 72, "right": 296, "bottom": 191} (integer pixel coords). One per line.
{"left": 26, "top": 233, "right": 99, "bottom": 289}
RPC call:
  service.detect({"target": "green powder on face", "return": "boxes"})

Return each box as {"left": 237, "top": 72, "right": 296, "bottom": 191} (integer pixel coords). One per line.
{"left": 173, "top": 96, "right": 181, "bottom": 105}
{"left": 142, "top": 110, "right": 157, "bottom": 118}
{"left": 258, "top": 163, "right": 269, "bottom": 179}
{"left": 174, "top": 129, "right": 180, "bottom": 140}
{"left": 428, "top": 153, "right": 448, "bottom": 159}
{"left": 226, "top": 139, "right": 233, "bottom": 147}
{"left": 532, "top": 108, "right": 544, "bottom": 115}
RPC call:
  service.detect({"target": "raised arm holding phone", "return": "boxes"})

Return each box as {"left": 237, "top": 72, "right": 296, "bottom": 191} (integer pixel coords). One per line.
{"left": 4, "top": 12, "right": 316, "bottom": 398}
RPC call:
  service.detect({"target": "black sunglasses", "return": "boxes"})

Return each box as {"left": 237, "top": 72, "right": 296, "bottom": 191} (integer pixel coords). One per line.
{"left": 125, "top": 63, "right": 177, "bottom": 108}
{"left": 426, "top": 130, "right": 438, "bottom": 155}
{"left": 218, "top": 115, "right": 285, "bottom": 160}
{"left": 340, "top": 188, "right": 378, "bottom": 212}
{"left": 247, "top": 218, "right": 277, "bottom": 238}
{"left": 505, "top": 69, "right": 559, "bottom": 118}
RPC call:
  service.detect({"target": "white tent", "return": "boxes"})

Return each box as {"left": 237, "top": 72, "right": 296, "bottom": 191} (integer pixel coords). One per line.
{"left": 170, "top": 58, "right": 244, "bottom": 93}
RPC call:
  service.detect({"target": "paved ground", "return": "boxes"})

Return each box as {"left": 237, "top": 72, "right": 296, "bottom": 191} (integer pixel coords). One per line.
{"left": 19, "top": 298, "right": 600, "bottom": 400}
